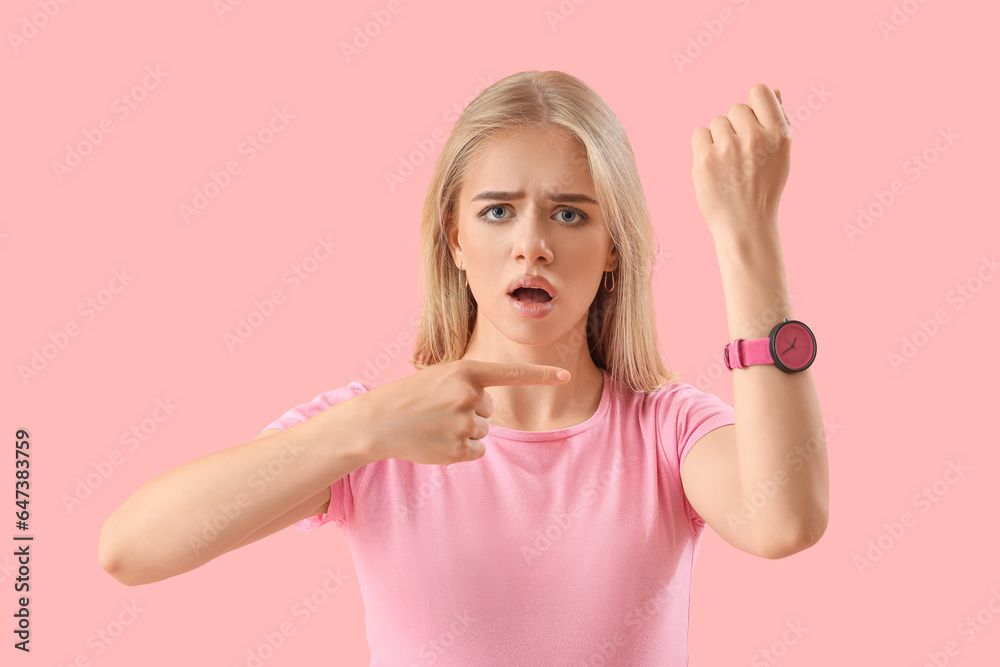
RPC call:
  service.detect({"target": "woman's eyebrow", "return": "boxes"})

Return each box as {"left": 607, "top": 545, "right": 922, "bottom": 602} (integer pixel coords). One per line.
{"left": 471, "top": 190, "right": 598, "bottom": 206}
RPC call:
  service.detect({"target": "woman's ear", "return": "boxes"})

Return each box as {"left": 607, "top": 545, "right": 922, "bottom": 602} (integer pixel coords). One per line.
{"left": 446, "top": 218, "right": 463, "bottom": 268}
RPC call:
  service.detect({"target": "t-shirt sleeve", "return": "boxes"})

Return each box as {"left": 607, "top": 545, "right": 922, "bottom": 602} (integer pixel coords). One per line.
{"left": 657, "top": 381, "right": 737, "bottom": 534}
{"left": 259, "top": 380, "right": 370, "bottom": 534}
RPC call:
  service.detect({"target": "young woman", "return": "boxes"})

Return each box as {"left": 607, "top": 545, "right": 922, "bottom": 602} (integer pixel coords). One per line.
{"left": 100, "top": 71, "right": 828, "bottom": 666}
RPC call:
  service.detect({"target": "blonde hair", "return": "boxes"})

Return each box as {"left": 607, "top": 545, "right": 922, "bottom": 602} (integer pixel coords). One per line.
{"left": 408, "top": 70, "right": 681, "bottom": 394}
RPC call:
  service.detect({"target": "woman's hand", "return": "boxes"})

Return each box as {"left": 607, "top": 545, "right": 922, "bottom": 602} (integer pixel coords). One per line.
{"left": 345, "top": 359, "right": 570, "bottom": 466}
{"left": 691, "top": 83, "right": 792, "bottom": 243}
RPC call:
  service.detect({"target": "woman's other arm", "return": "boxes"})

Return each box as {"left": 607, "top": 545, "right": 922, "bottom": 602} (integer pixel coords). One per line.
{"left": 98, "top": 400, "right": 374, "bottom": 586}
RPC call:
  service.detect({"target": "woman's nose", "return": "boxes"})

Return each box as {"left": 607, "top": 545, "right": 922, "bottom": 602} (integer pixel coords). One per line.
{"left": 510, "top": 214, "right": 553, "bottom": 261}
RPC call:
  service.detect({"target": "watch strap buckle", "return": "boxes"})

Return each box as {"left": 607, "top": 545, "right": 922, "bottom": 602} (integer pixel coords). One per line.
{"left": 724, "top": 339, "right": 747, "bottom": 370}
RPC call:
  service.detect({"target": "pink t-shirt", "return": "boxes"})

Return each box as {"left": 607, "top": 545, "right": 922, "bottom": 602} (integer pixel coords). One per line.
{"left": 262, "top": 368, "right": 735, "bottom": 666}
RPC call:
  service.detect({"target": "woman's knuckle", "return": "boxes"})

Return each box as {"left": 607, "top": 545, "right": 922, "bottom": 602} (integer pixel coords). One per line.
{"left": 455, "top": 387, "right": 477, "bottom": 407}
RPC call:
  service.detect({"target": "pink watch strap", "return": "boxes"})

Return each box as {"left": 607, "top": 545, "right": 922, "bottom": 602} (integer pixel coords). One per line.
{"left": 724, "top": 337, "right": 773, "bottom": 370}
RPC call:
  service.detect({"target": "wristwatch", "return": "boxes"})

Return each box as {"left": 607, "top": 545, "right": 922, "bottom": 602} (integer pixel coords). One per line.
{"left": 723, "top": 318, "right": 816, "bottom": 373}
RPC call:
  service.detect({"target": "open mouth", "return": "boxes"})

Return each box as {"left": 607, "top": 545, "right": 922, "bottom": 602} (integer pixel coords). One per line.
{"left": 510, "top": 286, "right": 553, "bottom": 303}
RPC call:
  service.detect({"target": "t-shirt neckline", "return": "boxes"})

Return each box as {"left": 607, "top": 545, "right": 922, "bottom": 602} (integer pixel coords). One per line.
{"left": 486, "top": 368, "right": 612, "bottom": 442}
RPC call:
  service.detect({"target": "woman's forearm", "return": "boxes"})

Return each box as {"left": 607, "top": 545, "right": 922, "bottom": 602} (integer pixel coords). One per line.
{"left": 98, "top": 400, "right": 374, "bottom": 585}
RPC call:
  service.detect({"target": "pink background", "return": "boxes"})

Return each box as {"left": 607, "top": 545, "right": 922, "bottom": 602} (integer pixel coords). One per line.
{"left": 3, "top": 0, "right": 998, "bottom": 665}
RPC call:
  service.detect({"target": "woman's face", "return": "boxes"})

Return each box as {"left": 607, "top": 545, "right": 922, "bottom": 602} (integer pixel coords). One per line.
{"left": 448, "top": 124, "right": 618, "bottom": 347}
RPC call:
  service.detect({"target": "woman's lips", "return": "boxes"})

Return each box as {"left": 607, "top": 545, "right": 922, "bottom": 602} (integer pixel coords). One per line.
{"left": 506, "top": 274, "right": 558, "bottom": 298}
{"left": 508, "top": 293, "right": 556, "bottom": 319}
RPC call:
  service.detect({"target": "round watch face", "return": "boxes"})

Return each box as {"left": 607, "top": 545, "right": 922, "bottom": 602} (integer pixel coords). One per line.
{"left": 770, "top": 320, "right": 816, "bottom": 372}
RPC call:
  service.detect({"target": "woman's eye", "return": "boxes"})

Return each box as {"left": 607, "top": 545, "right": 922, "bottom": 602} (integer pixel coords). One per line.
{"left": 483, "top": 205, "right": 508, "bottom": 222}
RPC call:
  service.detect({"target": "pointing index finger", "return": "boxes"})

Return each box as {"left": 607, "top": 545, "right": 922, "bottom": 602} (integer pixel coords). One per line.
{"left": 464, "top": 360, "right": 571, "bottom": 388}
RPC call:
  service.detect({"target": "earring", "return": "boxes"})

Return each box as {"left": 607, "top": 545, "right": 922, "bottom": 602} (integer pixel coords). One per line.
{"left": 604, "top": 270, "right": 614, "bottom": 292}
{"left": 459, "top": 263, "right": 468, "bottom": 290}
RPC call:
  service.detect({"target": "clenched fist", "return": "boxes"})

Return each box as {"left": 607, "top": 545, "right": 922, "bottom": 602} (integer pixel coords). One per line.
{"left": 691, "top": 83, "right": 792, "bottom": 243}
